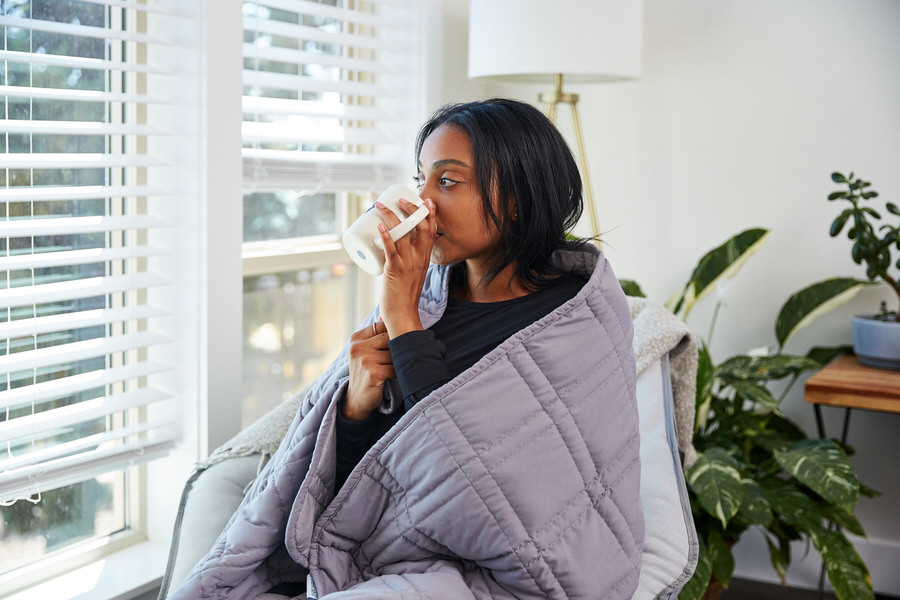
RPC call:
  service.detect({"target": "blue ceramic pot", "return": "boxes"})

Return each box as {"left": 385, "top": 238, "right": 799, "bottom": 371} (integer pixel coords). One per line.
{"left": 852, "top": 314, "right": 900, "bottom": 370}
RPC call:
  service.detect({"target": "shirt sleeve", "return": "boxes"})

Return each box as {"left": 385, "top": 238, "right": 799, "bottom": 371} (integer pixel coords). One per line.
{"left": 334, "top": 398, "right": 379, "bottom": 492}
{"left": 389, "top": 329, "right": 451, "bottom": 407}
{"left": 335, "top": 329, "right": 449, "bottom": 492}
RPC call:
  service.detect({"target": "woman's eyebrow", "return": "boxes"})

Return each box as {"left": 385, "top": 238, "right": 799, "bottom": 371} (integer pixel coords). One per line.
{"left": 418, "top": 158, "right": 470, "bottom": 171}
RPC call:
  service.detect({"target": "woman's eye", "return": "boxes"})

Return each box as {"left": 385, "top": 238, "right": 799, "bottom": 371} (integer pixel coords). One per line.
{"left": 412, "top": 175, "right": 424, "bottom": 189}
{"left": 439, "top": 177, "right": 457, "bottom": 187}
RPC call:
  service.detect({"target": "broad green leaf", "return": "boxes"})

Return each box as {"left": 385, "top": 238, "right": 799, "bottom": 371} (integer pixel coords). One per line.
{"left": 678, "top": 537, "right": 712, "bottom": 600}
{"left": 618, "top": 278, "right": 646, "bottom": 298}
{"left": 776, "top": 278, "right": 875, "bottom": 349}
{"left": 831, "top": 172, "right": 847, "bottom": 183}
{"left": 682, "top": 229, "right": 771, "bottom": 318}
{"left": 766, "top": 412, "right": 809, "bottom": 440}
{"left": 764, "top": 532, "right": 791, "bottom": 583}
{"left": 726, "top": 380, "right": 781, "bottom": 414}
{"left": 707, "top": 529, "right": 735, "bottom": 587}
{"left": 806, "top": 345, "right": 854, "bottom": 367}
{"left": 750, "top": 412, "right": 808, "bottom": 454}
{"left": 820, "top": 504, "right": 866, "bottom": 537}
{"left": 695, "top": 342, "right": 715, "bottom": 430}
{"left": 738, "top": 479, "right": 773, "bottom": 527}
{"left": 759, "top": 478, "right": 825, "bottom": 538}
{"left": 686, "top": 449, "right": 744, "bottom": 527}
{"left": 750, "top": 431, "right": 800, "bottom": 455}
{"left": 814, "top": 530, "right": 874, "bottom": 600}
{"left": 860, "top": 483, "right": 883, "bottom": 499}
{"left": 665, "top": 283, "right": 687, "bottom": 315}
{"left": 716, "top": 355, "right": 821, "bottom": 382}
{"left": 774, "top": 439, "right": 859, "bottom": 512}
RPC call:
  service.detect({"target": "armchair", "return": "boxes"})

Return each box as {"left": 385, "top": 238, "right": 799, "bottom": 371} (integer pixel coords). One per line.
{"left": 158, "top": 299, "right": 698, "bottom": 600}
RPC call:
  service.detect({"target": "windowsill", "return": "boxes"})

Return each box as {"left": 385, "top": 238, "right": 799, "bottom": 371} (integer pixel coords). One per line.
{"left": 4, "top": 541, "right": 168, "bottom": 600}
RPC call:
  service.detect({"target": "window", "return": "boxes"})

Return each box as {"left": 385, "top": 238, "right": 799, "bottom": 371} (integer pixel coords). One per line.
{"left": 241, "top": 0, "right": 422, "bottom": 426}
{"left": 0, "top": 0, "right": 196, "bottom": 589}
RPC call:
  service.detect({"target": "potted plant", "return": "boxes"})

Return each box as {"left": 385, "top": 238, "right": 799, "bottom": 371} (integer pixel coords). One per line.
{"left": 622, "top": 228, "right": 876, "bottom": 600}
{"left": 828, "top": 172, "right": 900, "bottom": 369}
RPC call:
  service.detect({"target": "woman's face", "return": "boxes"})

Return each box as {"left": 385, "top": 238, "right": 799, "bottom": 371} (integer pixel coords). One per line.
{"left": 415, "top": 124, "right": 501, "bottom": 268}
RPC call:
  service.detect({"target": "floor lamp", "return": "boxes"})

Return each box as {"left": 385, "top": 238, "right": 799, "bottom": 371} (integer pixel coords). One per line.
{"left": 468, "top": 0, "right": 643, "bottom": 243}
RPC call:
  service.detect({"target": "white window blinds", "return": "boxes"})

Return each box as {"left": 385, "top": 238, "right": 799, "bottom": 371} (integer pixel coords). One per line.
{"left": 0, "top": 0, "right": 188, "bottom": 503}
{"left": 242, "top": 0, "right": 422, "bottom": 194}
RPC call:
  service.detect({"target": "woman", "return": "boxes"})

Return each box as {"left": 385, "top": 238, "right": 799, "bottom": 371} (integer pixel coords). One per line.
{"left": 171, "top": 99, "right": 643, "bottom": 600}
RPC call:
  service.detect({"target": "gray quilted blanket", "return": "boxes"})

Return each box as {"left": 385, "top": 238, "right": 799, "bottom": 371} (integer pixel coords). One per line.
{"left": 170, "top": 246, "right": 643, "bottom": 599}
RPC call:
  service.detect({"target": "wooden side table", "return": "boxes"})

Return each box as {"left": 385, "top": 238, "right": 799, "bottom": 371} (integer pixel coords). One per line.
{"left": 804, "top": 354, "right": 900, "bottom": 599}
{"left": 805, "top": 354, "right": 900, "bottom": 443}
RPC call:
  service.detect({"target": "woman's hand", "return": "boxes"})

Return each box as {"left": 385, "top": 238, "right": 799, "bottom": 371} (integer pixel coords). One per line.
{"left": 345, "top": 319, "right": 395, "bottom": 421}
{"left": 375, "top": 197, "right": 437, "bottom": 339}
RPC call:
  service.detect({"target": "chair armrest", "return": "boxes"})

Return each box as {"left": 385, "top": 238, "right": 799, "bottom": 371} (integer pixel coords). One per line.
{"left": 158, "top": 454, "right": 262, "bottom": 599}
{"left": 633, "top": 356, "right": 699, "bottom": 600}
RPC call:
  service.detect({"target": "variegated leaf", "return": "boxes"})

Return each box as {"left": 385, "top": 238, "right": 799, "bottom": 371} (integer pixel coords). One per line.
{"left": 814, "top": 530, "right": 875, "bottom": 600}
{"left": 727, "top": 380, "right": 781, "bottom": 414}
{"left": 716, "top": 355, "right": 822, "bottom": 382}
{"left": 739, "top": 479, "right": 773, "bottom": 527}
{"left": 682, "top": 229, "right": 770, "bottom": 317}
{"left": 774, "top": 439, "right": 859, "bottom": 513}
{"left": 775, "top": 278, "right": 874, "bottom": 349}
{"left": 759, "top": 477, "right": 824, "bottom": 538}
{"left": 707, "top": 529, "right": 735, "bottom": 587}
{"left": 687, "top": 449, "right": 743, "bottom": 527}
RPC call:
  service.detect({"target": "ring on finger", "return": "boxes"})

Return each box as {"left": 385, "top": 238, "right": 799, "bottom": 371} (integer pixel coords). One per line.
{"left": 372, "top": 322, "right": 379, "bottom": 336}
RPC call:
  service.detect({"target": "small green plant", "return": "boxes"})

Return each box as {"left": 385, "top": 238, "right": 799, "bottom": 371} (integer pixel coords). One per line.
{"left": 622, "top": 228, "right": 877, "bottom": 600}
{"left": 828, "top": 172, "right": 900, "bottom": 322}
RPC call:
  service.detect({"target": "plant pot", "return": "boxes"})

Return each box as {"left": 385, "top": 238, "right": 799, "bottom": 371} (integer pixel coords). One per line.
{"left": 702, "top": 575, "right": 724, "bottom": 600}
{"left": 852, "top": 314, "right": 900, "bottom": 370}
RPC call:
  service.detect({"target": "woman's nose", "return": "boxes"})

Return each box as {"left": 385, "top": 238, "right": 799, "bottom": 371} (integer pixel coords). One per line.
{"left": 419, "top": 178, "right": 437, "bottom": 200}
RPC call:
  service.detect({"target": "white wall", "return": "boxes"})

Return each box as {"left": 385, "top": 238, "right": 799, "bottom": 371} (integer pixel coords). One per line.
{"left": 439, "top": 0, "right": 900, "bottom": 594}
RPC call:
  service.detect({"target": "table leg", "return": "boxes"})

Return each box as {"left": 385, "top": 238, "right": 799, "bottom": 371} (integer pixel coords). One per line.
{"left": 840, "top": 407, "right": 852, "bottom": 446}
{"left": 814, "top": 404, "right": 825, "bottom": 439}
{"left": 817, "top": 563, "right": 827, "bottom": 600}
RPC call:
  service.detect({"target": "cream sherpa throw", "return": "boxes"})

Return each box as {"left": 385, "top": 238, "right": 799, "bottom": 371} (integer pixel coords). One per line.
{"left": 201, "top": 296, "right": 699, "bottom": 472}
{"left": 627, "top": 296, "right": 699, "bottom": 467}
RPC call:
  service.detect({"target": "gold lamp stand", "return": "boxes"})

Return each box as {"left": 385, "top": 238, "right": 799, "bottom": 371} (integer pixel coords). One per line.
{"left": 539, "top": 74, "right": 600, "bottom": 244}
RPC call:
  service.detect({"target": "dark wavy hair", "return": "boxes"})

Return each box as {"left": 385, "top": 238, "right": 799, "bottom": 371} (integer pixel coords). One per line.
{"left": 415, "top": 98, "right": 585, "bottom": 291}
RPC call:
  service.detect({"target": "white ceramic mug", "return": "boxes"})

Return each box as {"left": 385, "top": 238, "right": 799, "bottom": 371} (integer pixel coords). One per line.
{"left": 342, "top": 184, "right": 429, "bottom": 276}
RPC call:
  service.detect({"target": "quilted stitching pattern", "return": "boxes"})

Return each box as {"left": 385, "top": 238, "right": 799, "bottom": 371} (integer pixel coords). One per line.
{"left": 169, "top": 247, "right": 642, "bottom": 600}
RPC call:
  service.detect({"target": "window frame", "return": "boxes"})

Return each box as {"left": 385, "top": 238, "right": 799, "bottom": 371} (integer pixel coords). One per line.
{"left": 1, "top": 0, "right": 438, "bottom": 596}
{"left": 238, "top": 0, "right": 426, "bottom": 414}
{"left": 0, "top": 0, "right": 243, "bottom": 596}
{"left": 1, "top": 0, "right": 161, "bottom": 592}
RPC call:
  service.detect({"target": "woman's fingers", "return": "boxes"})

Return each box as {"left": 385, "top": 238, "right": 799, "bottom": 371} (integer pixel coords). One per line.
{"left": 413, "top": 198, "right": 436, "bottom": 251}
{"left": 346, "top": 321, "right": 395, "bottom": 420}
{"left": 396, "top": 196, "right": 420, "bottom": 216}
{"left": 352, "top": 318, "right": 385, "bottom": 341}
{"left": 374, "top": 201, "right": 402, "bottom": 228}
{"left": 375, "top": 196, "right": 434, "bottom": 340}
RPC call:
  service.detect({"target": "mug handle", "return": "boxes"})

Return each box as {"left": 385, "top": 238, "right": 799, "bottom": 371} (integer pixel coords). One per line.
{"left": 374, "top": 201, "right": 430, "bottom": 249}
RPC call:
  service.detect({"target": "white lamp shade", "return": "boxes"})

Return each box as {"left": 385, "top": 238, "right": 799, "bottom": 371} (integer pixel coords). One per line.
{"left": 468, "top": 0, "right": 643, "bottom": 84}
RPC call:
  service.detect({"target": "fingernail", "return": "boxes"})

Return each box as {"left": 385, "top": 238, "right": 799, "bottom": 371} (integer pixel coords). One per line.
{"left": 375, "top": 201, "right": 385, "bottom": 209}
{"left": 377, "top": 223, "right": 386, "bottom": 233}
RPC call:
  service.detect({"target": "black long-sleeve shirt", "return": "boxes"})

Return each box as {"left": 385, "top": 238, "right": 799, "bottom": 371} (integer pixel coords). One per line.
{"left": 334, "top": 273, "right": 586, "bottom": 490}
